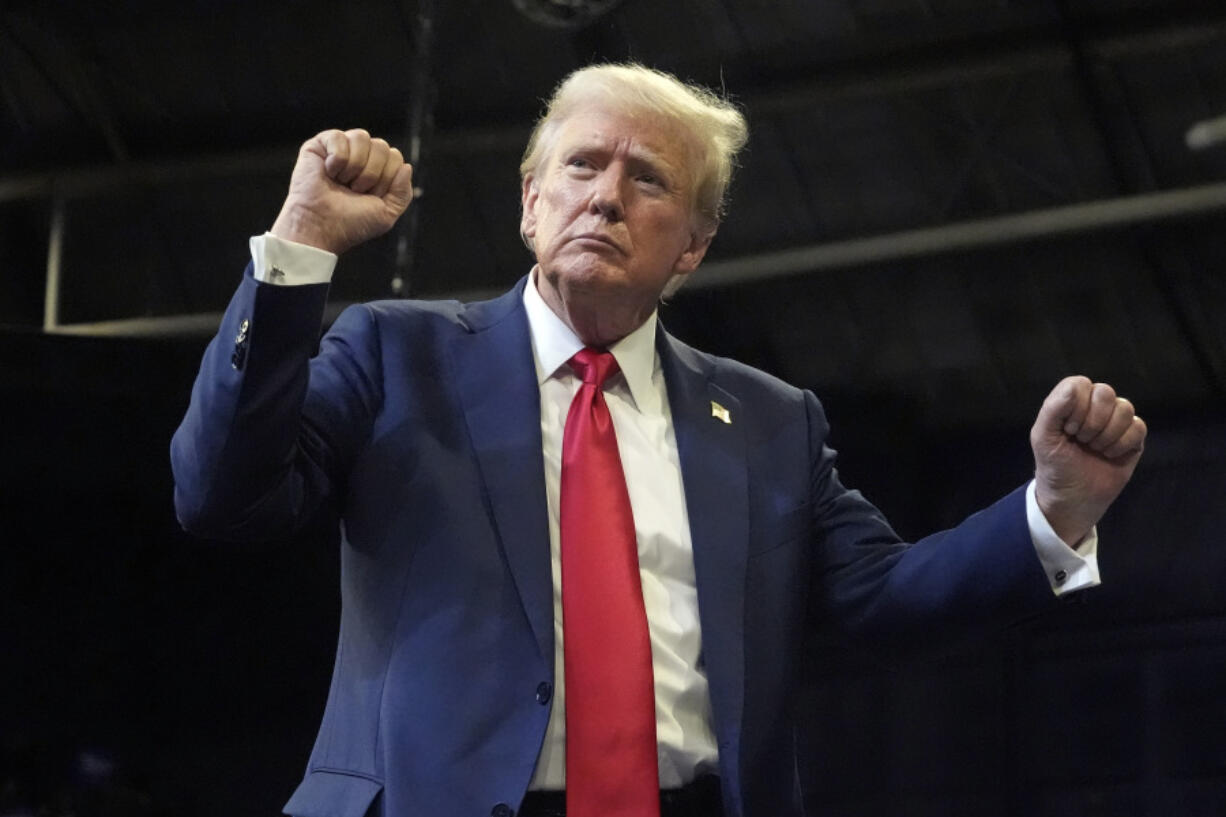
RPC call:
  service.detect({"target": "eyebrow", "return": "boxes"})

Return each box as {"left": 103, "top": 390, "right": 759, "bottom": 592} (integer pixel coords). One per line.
{"left": 561, "top": 137, "right": 681, "bottom": 182}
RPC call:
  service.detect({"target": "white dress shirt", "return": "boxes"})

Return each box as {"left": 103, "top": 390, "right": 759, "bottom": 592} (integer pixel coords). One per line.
{"left": 248, "top": 232, "right": 1101, "bottom": 786}
{"left": 520, "top": 268, "right": 718, "bottom": 788}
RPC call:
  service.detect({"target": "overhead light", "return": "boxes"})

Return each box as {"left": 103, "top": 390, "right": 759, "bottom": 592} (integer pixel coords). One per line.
{"left": 1186, "top": 114, "right": 1226, "bottom": 150}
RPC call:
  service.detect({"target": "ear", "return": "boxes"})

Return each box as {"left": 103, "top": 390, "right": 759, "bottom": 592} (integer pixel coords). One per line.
{"left": 671, "top": 222, "right": 716, "bottom": 277}
{"left": 520, "top": 174, "right": 539, "bottom": 241}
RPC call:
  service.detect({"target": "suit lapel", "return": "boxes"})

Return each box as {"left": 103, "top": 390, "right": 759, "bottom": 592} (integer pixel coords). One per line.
{"left": 658, "top": 328, "right": 748, "bottom": 788}
{"left": 448, "top": 295, "right": 750, "bottom": 768}
{"left": 449, "top": 280, "right": 554, "bottom": 667}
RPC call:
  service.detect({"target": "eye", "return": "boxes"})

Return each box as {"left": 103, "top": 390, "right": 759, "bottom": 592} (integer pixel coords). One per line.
{"left": 635, "top": 171, "right": 668, "bottom": 191}
{"left": 566, "top": 156, "right": 594, "bottom": 170}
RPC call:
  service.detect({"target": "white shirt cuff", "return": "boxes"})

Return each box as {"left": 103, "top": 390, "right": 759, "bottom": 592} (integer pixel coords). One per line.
{"left": 1025, "top": 479, "right": 1100, "bottom": 596}
{"left": 249, "top": 232, "right": 338, "bottom": 285}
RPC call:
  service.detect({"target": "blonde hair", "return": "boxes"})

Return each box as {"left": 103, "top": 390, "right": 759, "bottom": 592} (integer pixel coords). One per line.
{"left": 520, "top": 63, "right": 748, "bottom": 230}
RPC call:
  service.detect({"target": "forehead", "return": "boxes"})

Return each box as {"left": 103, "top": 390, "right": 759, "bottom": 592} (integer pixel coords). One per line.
{"left": 550, "top": 105, "right": 696, "bottom": 175}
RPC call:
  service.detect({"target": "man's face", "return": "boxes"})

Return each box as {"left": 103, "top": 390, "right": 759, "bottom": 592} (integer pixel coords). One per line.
{"left": 521, "top": 105, "right": 713, "bottom": 344}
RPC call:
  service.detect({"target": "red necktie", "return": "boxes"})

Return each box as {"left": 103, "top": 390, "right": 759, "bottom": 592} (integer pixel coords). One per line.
{"left": 561, "top": 347, "right": 660, "bottom": 817}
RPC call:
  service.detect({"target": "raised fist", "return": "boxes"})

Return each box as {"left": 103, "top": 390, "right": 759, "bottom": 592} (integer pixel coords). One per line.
{"left": 1030, "top": 375, "right": 1147, "bottom": 545}
{"left": 270, "top": 128, "right": 415, "bottom": 256}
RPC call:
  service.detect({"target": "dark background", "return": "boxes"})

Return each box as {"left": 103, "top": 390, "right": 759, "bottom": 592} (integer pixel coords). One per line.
{"left": 2, "top": 0, "right": 1225, "bottom": 815}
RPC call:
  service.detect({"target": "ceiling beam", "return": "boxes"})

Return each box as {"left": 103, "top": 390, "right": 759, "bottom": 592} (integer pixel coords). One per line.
{"left": 689, "top": 180, "right": 1226, "bottom": 290}
{"left": 0, "top": 128, "right": 528, "bottom": 204}
{"left": 41, "top": 181, "right": 1226, "bottom": 337}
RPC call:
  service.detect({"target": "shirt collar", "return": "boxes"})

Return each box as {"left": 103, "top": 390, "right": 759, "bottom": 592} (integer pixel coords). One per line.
{"left": 522, "top": 266, "right": 660, "bottom": 414}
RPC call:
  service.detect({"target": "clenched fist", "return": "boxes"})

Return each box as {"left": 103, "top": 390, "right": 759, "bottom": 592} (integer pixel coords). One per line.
{"left": 270, "top": 128, "right": 415, "bottom": 256}
{"left": 1030, "top": 376, "right": 1147, "bottom": 546}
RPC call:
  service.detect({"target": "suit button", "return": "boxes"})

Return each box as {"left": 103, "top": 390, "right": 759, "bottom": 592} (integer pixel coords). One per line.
{"left": 536, "top": 681, "right": 552, "bottom": 704}
{"left": 491, "top": 804, "right": 513, "bottom": 817}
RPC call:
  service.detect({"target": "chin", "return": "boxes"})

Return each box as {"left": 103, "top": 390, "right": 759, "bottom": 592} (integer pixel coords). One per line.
{"left": 550, "top": 258, "right": 632, "bottom": 296}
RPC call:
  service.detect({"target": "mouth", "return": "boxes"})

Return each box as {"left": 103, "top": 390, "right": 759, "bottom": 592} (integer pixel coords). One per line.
{"left": 571, "top": 233, "right": 624, "bottom": 253}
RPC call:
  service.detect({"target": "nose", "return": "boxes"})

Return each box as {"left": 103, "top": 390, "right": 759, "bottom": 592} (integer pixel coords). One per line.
{"left": 588, "top": 168, "right": 624, "bottom": 222}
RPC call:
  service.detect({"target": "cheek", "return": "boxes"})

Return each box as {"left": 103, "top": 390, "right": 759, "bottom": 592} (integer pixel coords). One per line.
{"left": 648, "top": 214, "right": 693, "bottom": 253}
{"left": 539, "top": 194, "right": 581, "bottom": 239}
{"left": 545, "top": 187, "right": 581, "bottom": 215}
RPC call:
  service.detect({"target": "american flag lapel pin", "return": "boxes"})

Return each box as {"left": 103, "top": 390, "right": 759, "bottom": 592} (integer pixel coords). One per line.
{"left": 710, "top": 401, "right": 731, "bottom": 424}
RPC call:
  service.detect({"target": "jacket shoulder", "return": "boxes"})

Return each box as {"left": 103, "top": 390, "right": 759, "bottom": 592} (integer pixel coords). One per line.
{"left": 664, "top": 332, "right": 807, "bottom": 405}
{"left": 351, "top": 280, "right": 525, "bottom": 338}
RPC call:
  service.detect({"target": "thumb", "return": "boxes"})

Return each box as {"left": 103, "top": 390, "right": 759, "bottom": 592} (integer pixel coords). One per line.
{"left": 317, "top": 130, "right": 350, "bottom": 180}
{"left": 384, "top": 163, "right": 415, "bottom": 215}
{"left": 1034, "top": 375, "right": 1091, "bottom": 445}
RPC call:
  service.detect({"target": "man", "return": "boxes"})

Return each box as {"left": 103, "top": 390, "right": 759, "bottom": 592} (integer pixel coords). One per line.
{"left": 171, "top": 64, "right": 1146, "bottom": 817}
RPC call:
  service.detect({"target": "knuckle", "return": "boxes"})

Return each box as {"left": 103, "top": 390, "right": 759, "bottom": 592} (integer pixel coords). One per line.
{"left": 1057, "top": 376, "right": 1089, "bottom": 405}
{"left": 1066, "top": 374, "right": 1091, "bottom": 391}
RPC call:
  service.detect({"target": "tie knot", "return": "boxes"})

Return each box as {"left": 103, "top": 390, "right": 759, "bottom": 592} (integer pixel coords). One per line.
{"left": 568, "top": 347, "right": 619, "bottom": 387}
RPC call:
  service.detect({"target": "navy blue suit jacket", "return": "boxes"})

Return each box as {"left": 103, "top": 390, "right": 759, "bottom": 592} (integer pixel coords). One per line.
{"left": 171, "top": 272, "right": 1058, "bottom": 817}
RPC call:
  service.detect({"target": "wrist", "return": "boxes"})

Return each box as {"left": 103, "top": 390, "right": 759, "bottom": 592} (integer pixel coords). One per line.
{"left": 1033, "top": 480, "right": 1095, "bottom": 546}
{"left": 270, "top": 206, "right": 340, "bottom": 254}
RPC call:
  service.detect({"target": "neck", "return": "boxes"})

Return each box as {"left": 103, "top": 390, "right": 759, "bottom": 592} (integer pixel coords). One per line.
{"left": 533, "top": 268, "right": 655, "bottom": 348}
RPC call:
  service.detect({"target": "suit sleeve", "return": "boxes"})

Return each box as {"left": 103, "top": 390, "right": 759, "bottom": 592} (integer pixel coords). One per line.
{"left": 803, "top": 390, "right": 1059, "bottom": 651}
{"left": 170, "top": 267, "right": 383, "bottom": 541}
